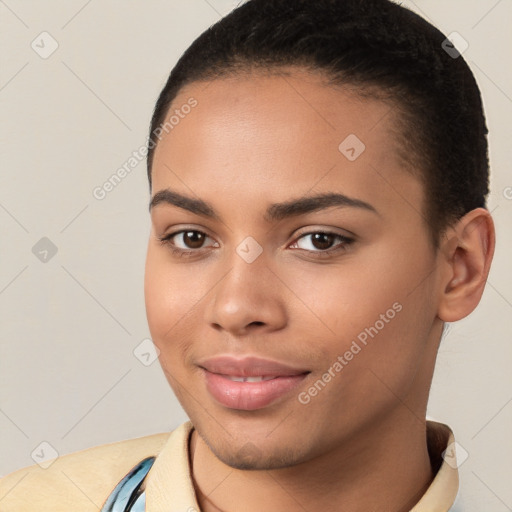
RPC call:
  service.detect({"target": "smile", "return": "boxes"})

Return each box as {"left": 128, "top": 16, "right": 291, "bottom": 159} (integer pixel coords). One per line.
{"left": 197, "top": 354, "right": 310, "bottom": 410}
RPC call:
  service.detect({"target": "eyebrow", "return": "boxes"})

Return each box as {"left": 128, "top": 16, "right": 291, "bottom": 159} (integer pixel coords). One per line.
{"left": 149, "top": 188, "right": 379, "bottom": 222}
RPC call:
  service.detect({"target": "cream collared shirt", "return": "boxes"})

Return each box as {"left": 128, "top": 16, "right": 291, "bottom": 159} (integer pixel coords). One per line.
{"left": 0, "top": 420, "right": 460, "bottom": 511}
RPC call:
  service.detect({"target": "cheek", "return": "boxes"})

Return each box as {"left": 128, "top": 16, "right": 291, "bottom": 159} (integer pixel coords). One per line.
{"left": 283, "top": 252, "right": 401, "bottom": 341}
{"left": 144, "top": 251, "right": 198, "bottom": 400}
{"left": 144, "top": 246, "right": 196, "bottom": 349}
{"left": 144, "top": 245, "right": 226, "bottom": 384}
{"left": 288, "top": 244, "right": 432, "bottom": 381}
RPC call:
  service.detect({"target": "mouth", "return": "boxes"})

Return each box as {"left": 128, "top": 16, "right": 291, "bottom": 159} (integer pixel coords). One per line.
{"left": 198, "top": 355, "right": 310, "bottom": 411}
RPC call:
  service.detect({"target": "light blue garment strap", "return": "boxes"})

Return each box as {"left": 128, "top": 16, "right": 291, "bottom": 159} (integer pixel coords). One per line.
{"left": 100, "top": 456, "right": 156, "bottom": 512}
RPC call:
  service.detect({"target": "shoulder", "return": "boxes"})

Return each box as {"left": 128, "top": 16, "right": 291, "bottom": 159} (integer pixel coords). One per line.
{"left": 0, "top": 432, "right": 171, "bottom": 512}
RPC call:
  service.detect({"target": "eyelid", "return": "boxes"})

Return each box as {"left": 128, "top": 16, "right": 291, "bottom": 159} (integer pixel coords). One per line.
{"left": 158, "top": 228, "right": 218, "bottom": 247}
{"left": 158, "top": 223, "right": 215, "bottom": 239}
{"left": 292, "top": 225, "right": 356, "bottom": 239}
{"left": 288, "top": 229, "right": 354, "bottom": 254}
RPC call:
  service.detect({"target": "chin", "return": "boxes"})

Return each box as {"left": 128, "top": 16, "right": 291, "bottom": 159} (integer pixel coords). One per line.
{"left": 204, "top": 434, "right": 306, "bottom": 471}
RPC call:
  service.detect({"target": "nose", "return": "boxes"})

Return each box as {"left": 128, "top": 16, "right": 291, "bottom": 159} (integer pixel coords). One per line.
{"left": 204, "top": 247, "right": 288, "bottom": 337}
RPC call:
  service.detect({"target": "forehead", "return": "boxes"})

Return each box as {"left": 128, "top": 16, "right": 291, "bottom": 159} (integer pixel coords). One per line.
{"left": 151, "top": 70, "right": 423, "bottom": 225}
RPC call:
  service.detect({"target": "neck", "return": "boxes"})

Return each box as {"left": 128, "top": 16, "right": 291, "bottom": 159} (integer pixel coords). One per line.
{"left": 190, "top": 409, "right": 434, "bottom": 512}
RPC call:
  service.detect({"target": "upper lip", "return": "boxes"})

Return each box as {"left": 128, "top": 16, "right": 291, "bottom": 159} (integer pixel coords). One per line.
{"left": 198, "top": 355, "right": 310, "bottom": 377}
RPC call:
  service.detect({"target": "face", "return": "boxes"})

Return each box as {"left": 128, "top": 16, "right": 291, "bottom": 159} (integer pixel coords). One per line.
{"left": 144, "top": 69, "right": 445, "bottom": 470}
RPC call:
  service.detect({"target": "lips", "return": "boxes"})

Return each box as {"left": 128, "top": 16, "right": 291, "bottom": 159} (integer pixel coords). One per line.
{"left": 198, "top": 355, "right": 310, "bottom": 411}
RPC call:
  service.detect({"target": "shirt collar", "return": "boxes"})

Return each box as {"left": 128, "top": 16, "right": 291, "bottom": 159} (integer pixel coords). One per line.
{"left": 411, "top": 420, "right": 459, "bottom": 511}
{"left": 145, "top": 420, "right": 459, "bottom": 512}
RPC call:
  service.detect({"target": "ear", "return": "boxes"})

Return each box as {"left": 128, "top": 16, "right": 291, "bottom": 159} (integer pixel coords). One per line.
{"left": 437, "top": 208, "right": 496, "bottom": 322}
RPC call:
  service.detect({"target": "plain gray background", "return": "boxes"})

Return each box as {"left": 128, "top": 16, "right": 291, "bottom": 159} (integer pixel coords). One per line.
{"left": 1, "top": 0, "right": 511, "bottom": 510}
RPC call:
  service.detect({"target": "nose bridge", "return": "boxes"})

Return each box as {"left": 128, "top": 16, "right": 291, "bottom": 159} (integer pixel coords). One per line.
{"left": 221, "top": 235, "right": 271, "bottom": 302}
{"left": 206, "top": 235, "right": 287, "bottom": 333}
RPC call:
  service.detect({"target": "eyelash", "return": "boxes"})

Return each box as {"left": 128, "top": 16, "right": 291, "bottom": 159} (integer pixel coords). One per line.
{"left": 157, "top": 229, "right": 354, "bottom": 259}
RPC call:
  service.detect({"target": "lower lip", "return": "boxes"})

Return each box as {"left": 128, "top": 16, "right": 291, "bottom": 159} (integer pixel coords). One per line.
{"left": 203, "top": 370, "right": 308, "bottom": 411}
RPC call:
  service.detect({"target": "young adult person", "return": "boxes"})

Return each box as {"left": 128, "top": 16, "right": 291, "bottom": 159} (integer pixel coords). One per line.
{"left": 0, "top": 1, "right": 495, "bottom": 510}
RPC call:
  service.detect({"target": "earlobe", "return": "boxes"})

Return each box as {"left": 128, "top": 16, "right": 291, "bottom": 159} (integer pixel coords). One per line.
{"left": 437, "top": 208, "right": 495, "bottom": 322}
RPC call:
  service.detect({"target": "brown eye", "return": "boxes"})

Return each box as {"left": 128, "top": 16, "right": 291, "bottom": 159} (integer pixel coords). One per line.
{"left": 181, "top": 230, "right": 206, "bottom": 249}
{"left": 289, "top": 231, "right": 354, "bottom": 258}
{"left": 158, "top": 229, "right": 219, "bottom": 257}
{"left": 310, "top": 233, "right": 336, "bottom": 250}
